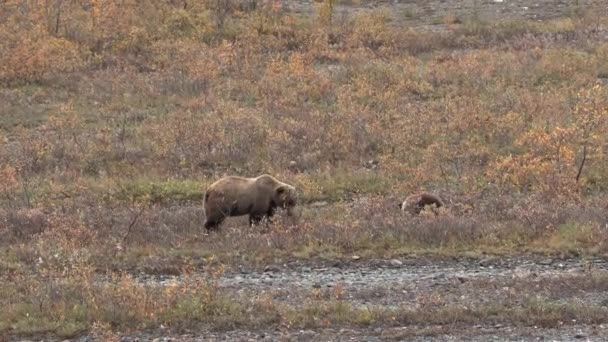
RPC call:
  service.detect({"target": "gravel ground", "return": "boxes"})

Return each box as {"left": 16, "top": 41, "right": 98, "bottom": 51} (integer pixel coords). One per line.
{"left": 96, "top": 256, "right": 608, "bottom": 342}
{"left": 14, "top": 257, "right": 608, "bottom": 341}
{"left": 283, "top": 0, "right": 606, "bottom": 29}
{"left": 21, "top": 324, "right": 606, "bottom": 342}
{"left": 88, "top": 325, "right": 608, "bottom": 342}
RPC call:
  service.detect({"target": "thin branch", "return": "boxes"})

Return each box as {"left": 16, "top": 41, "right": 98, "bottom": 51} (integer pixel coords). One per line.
{"left": 122, "top": 206, "right": 145, "bottom": 244}
{"left": 54, "top": 0, "right": 63, "bottom": 36}
{"left": 438, "top": 162, "right": 450, "bottom": 189}
{"left": 576, "top": 143, "right": 588, "bottom": 183}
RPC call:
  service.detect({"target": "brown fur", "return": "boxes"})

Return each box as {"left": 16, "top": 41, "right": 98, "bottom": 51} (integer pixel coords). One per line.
{"left": 203, "top": 174, "right": 297, "bottom": 231}
{"left": 399, "top": 192, "right": 444, "bottom": 215}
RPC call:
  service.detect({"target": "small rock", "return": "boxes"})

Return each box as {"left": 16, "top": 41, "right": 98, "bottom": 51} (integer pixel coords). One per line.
{"left": 327, "top": 65, "right": 340, "bottom": 72}
{"left": 352, "top": 255, "right": 361, "bottom": 261}
{"left": 310, "top": 201, "right": 329, "bottom": 208}
{"left": 574, "top": 333, "right": 586, "bottom": 339}
{"left": 539, "top": 258, "right": 553, "bottom": 265}
{"left": 456, "top": 276, "right": 468, "bottom": 283}
{"left": 513, "top": 267, "right": 531, "bottom": 278}
{"left": 365, "top": 159, "right": 379, "bottom": 169}
{"left": 298, "top": 330, "right": 317, "bottom": 341}
{"left": 288, "top": 160, "right": 300, "bottom": 172}
{"left": 390, "top": 259, "right": 403, "bottom": 267}
{"left": 479, "top": 257, "right": 496, "bottom": 267}
{"left": 264, "top": 265, "right": 281, "bottom": 273}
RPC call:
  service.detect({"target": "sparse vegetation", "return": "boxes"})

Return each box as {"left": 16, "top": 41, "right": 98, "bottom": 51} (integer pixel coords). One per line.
{"left": 1, "top": 0, "right": 608, "bottom": 339}
{"left": 3, "top": 264, "right": 608, "bottom": 339}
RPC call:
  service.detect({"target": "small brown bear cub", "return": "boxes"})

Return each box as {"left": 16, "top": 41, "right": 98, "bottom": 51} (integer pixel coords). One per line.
{"left": 203, "top": 174, "right": 297, "bottom": 231}
{"left": 399, "top": 192, "right": 444, "bottom": 215}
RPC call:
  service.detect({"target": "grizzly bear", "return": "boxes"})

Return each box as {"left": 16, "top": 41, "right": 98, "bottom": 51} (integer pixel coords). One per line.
{"left": 203, "top": 174, "right": 297, "bottom": 231}
{"left": 399, "top": 192, "right": 444, "bottom": 215}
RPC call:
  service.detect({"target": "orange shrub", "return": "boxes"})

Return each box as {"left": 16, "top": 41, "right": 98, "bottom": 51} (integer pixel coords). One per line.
{"left": 0, "top": 36, "right": 84, "bottom": 84}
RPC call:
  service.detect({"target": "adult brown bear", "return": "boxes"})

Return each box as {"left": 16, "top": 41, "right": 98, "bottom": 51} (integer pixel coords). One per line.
{"left": 203, "top": 174, "right": 297, "bottom": 231}
{"left": 399, "top": 192, "right": 444, "bottom": 215}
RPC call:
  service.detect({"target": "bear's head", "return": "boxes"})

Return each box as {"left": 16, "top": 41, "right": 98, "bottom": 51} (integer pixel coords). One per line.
{"left": 274, "top": 184, "right": 297, "bottom": 215}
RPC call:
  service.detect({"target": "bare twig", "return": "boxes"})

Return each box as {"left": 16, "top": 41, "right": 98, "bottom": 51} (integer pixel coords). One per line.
{"left": 122, "top": 206, "right": 145, "bottom": 244}
{"left": 576, "top": 144, "right": 587, "bottom": 183}
{"left": 54, "top": 0, "right": 63, "bottom": 36}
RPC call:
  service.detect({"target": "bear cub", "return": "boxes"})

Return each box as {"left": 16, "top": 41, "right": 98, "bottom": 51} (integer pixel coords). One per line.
{"left": 399, "top": 192, "right": 444, "bottom": 215}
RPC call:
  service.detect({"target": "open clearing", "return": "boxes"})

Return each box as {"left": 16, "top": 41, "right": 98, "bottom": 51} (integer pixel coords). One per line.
{"left": 108, "top": 256, "right": 608, "bottom": 341}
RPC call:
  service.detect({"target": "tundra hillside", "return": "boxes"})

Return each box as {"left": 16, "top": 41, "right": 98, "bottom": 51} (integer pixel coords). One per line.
{"left": 1, "top": 0, "right": 608, "bottom": 339}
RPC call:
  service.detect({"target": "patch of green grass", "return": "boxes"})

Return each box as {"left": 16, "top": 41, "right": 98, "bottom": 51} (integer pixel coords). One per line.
{"left": 401, "top": 7, "right": 416, "bottom": 20}
{"left": 111, "top": 179, "right": 208, "bottom": 204}
{"left": 453, "top": 18, "right": 539, "bottom": 43}
{"left": 543, "top": 223, "right": 600, "bottom": 252}
{"left": 302, "top": 171, "right": 391, "bottom": 203}
{"left": 96, "top": 173, "right": 347, "bottom": 207}
{"left": 0, "top": 303, "right": 88, "bottom": 338}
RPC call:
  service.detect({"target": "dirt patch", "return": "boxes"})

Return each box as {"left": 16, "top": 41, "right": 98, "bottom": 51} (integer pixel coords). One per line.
{"left": 110, "top": 325, "right": 607, "bottom": 342}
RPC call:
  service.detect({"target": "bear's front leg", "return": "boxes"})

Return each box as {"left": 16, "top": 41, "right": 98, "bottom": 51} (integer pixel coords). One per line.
{"left": 249, "top": 214, "right": 263, "bottom": 226}
{"left": 203, "top": 219, "right": 219, "bottom": 232}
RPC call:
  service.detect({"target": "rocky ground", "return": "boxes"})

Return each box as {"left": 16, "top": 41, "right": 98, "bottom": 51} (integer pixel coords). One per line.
{"left": 13, "top": 256, "right": 608, "bottom": 341}
{"left": 82, "top": 256, "right": 608, "bottom": 342}
{"left": 85, "top": 325, "right": 608, "bottom": 342}
{"left": 143, "top": 255, "right": 608, "bottom": 309}
{"left": 284, "top": 0, "right": 604, "bottom": 29}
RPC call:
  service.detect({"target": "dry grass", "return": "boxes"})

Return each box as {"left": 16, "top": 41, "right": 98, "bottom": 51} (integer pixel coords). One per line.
{"left": 3, "top": 268, "right": 608, "bottom": 339}
{"left": 2, "top": 0, "right": 608, "bottom": 338}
